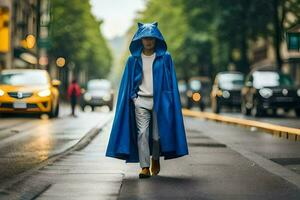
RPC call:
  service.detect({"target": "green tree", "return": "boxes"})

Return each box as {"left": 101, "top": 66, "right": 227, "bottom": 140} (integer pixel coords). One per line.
{"left": 127, "top": 0, "right": 300, "bottom": 80}
{"left": 49, "top": 0, "right": 112, "bottom": 80}
{"left": 131, "top": 0, "right": 189, "bottom": 79}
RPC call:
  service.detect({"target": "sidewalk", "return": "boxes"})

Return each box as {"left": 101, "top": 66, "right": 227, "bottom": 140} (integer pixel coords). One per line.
{"left": 35, "top": 122, "right": 126, "bottom": 200}
{"left": 0, "top": 116, "right": 124, "bottom": 200}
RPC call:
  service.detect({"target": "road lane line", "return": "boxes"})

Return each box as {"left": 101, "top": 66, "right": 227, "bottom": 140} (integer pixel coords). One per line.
{"left": 229, "top": 144, "right": 300, "bottom": 188}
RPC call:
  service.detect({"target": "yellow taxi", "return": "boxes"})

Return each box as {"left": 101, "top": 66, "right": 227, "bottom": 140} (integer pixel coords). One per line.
{"left": 0, "top": 69, "right": 60, "bottom": 117}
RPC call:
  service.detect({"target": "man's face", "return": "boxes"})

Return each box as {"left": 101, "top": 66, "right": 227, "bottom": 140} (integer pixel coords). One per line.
{"left": 142, "top": 37, "right": 156, "bottom": 50}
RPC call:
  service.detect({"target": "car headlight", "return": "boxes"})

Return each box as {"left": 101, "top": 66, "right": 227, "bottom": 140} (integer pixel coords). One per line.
{"left": 187, "top": 90, "right": 193, "bottom": 97}
{"left": 84, "top": 93, "right": 92, "bottom": 101}
{"left": 38, "top": 89, "right": 51, "bottom": 97}
{"left": 222, "top": 90, "right": 230, "bottom": 98}
{"left": 297, "top": 89, "right": 300, "bottom": 97}
{"left": 103, "top": 94, "right": 111, "bottom": 101}
{"left": 192, "top": 92, "right": 201, "bottom": 102}
{"left": 259, "top": 88, "right": 273, "bottom": 98}
{"left": 0, "top": 89, "right": 4, "bottom": 96}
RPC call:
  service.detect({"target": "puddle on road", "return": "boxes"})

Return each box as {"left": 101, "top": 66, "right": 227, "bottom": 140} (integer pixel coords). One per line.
{"left": 188, "top": 142, "right": 227, "bottom": 148}
{"left": 270, "top": 157, "right": 300, "bottom": 166}
{"left": 187, "top": 135, "right": 210, "bottom": 139}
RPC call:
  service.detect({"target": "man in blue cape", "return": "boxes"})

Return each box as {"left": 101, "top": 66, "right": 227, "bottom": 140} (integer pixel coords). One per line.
{"left": 105, "top": 22, "right": 189, "bottom": 178}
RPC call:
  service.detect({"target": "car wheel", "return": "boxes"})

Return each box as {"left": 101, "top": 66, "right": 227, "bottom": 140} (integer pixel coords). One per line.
{"left": 48, "top": 104, "right": 56, "bottom": 118}
{"left": 251, "top": 100, "right": 264, "bottom": 117}
{"left": 272, "top": 109, "right": 277, "bottom": 116}
{"left": 213, "top": 100, "right": 220, "bottom": 113}
{"left": 241, "top": 100, "right": 251, "bottom": 116}
{"left": 108, "top": 102, "right": 113, "bottom": 111}
{"left": 295, "top": 109, "right": 300, "bottom": 117}
{"left": 54, "top": 103, "right": 59, "bottom": 117}
{"left": 187, "top": 99, "right": 192, "bottom": 109}
{"left": 211, "top": 98, "right": 219, "bottom": 113}
{"left": 200, "top": 103, "right": 205, "bottom": 111}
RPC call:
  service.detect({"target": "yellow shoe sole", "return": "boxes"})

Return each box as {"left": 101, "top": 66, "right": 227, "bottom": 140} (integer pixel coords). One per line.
{"left": 139, "top": 173, "right": 151, "bottom": 178}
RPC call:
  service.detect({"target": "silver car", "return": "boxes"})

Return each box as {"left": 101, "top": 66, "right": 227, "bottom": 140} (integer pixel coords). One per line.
{"left": 80, "top": 79, "right": 114, "bottom": 111}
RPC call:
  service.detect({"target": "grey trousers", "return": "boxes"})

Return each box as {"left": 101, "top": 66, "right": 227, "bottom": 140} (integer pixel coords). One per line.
{"left": 134, "top": 96, "right": 160, "bottom": 168}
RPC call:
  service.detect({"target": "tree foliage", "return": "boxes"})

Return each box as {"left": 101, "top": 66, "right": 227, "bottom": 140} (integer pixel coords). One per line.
{"left": 49, "top": 0, "right": 112, "bottom": 79}
{"left": 129, "top": 0, "right": 300, "bottom": 79}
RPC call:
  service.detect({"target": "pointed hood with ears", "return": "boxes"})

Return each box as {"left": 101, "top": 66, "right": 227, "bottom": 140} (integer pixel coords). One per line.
{"left": 129, "top": 22, "right": 167, "bottom": 57}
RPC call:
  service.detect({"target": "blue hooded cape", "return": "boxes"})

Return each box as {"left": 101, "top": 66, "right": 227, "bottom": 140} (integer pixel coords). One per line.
{"left": 105, "top": 22, "right": 189, "bottom": 162}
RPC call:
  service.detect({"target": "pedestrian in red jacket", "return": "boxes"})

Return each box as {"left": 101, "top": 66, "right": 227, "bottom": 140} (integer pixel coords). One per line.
{"left": 67, "top": 78, "right": 81, "bottom": 117}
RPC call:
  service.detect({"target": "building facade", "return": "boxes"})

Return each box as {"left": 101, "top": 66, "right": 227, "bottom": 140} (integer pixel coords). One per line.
{"left": 0, "top": 0, "right": 50, "bottom": 71}
{"left": 249, "top": 34, "right": 300, "bottom": 85}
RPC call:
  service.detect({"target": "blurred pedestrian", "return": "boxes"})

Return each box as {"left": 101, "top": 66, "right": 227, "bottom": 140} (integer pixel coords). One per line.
{"left": 67, "top": 78, "right": 81, "bottom": 117}
{"left": 106, "top": 22, "right": 189, "bottom": 178}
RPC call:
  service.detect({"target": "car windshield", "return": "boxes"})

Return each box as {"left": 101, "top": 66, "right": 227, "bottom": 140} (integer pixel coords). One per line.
{"left": 253, "top": 71, "right": 294, "bottom": 88}
{"left": 218, "top": 73, "right": 244, "bottom": 90}
{"left": 87, "top": 80, "right": 111, "bottom": 91}
{"left": 189, "top": 80, "right": 201, "bottom": 90}
{"left": 0, "top": 71, "right": 48, "bottom": 86}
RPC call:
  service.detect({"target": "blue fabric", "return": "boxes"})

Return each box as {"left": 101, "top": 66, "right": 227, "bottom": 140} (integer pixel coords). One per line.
{"left": 105, "top": 22, "right": 189, "bottom": 162}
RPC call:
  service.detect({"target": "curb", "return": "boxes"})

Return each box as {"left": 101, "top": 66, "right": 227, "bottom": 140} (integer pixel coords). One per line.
{"left": 0, "top": 115, "right": 113, "bottom": 195}
{"left": 182, "top": 109, "right": 300, "bottom": 141}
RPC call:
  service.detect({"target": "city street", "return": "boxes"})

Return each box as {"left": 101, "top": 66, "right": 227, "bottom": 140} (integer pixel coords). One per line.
{"left": 0, "top": 104, "right": 112, "bottom": 186}
{"left": 1, "top": 0, "right": 300, "bottom": 199}
{"left": 1, "top": 113, "right": 300, "bottom": 199}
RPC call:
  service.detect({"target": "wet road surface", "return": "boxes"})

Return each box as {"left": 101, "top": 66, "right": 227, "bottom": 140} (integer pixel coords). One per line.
{"left": 0, "top": 105, "right": 111, "bottom": 185}
{"left": 1, "top": 114, "right": 300, "bottom": 199}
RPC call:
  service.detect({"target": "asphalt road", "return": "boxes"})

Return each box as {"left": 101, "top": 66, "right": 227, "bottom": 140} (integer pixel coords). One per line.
{"left": 118, "top": 117, "right": 300, "bottom": 200}
{"left": 1, "top": 111, "right": 300, "bottom": 199}
{"left": 0, "top": 105, "right": 111, "bottom": 185}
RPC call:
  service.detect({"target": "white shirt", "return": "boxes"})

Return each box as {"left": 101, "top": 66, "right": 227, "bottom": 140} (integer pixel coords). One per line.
{"left": 134, "top": 52, "right": 155, "bottom": 110}
{"left": 137, "top": 52, "right": 156, "bottom": 97}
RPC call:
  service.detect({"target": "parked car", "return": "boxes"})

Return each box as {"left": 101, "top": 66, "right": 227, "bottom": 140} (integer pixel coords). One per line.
{"left": 0, "top": 69, "right": 60, "bottom": 117}
{"left": 211, "top": 71, "right": 244, "bottom": 113}
{"left": 186, "top": 77, "right": 205, "bottom": 111}
{"left": 241, "top": 68, "right": 300, "bottom": 117}
{"left": 80, "top": 79, "right": 114, "bottom": 111}
{"left": 178, "top": 80, "right": 188, "bottom": 108}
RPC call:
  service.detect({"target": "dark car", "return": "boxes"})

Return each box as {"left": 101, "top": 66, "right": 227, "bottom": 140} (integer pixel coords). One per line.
{"left": 178, "top": 80, "right": 188, "bottom": 108}
{"left": 211, "top": 71, "right": 244, "bottom": 113}
{"left": 186, "top": 77, "right": 205, "bottom": 111}
{"left": 241, "top": 68, "right": 300, "bottom": 117}
{"left": 80, "top": 79, "right": 114, "bottom": 111}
